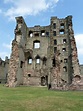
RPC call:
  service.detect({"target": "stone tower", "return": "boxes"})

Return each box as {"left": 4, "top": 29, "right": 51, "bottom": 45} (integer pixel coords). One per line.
{"left": 7, "top": 16, "right": 82, "bottom": 90}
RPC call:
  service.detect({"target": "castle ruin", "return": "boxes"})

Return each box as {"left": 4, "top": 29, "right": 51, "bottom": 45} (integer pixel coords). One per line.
{"left": 0, "top": 16, "right": 83, "bottom": 90}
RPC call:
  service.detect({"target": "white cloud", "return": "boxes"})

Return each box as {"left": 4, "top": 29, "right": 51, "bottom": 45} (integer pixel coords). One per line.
{"left": 3, "top": 0, "right": 59, "bottom": 20}
{"left": 75, "top": 34, "right": 83, "bottom": 64}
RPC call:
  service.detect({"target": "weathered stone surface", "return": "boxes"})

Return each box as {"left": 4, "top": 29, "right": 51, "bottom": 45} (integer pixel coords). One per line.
{"left": 1, "top": 16, "right": 83, "bottom": 90}
{"left": 6, "top": 40, "right": 19, "bottom": 87}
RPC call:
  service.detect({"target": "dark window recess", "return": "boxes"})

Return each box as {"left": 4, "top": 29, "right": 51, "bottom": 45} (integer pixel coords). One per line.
{"left": 64, "top": 59, "right": 67, "bottom": 63}
{"left": 34, "top": 33, "right": 39, "bottom": 37}
{"left": 63, "top": 66, "right": 67, "bottom": 72}
{"left": 63, "top": 39, "right": 67, "bottom": 43}
{"left": 62, "top": 48, "right": 66, "bottom": 52}
{"left": 60, "top": 60, "right": 63, "bottom": 63}
{"left": 53, "top": 31, "right": 56, "bottom": 36}
{"left": 46, "top": 32, "right": 49, "bottom": 36}
{"left": 54, "top": 47, "right": 57, "bottom": 53}
{"left": 60, "top": 29, "right": 64, "bottom": 34}
{"left": 41, "top": 30, "right": 45, "bottom": 36}
{"left": 53, "top": 23, "right": 56, "bottom": 29}
{"left": 20, "top": 61, "right": 23, "bottom": 68}
{"left": 43, "top": 57, "right": 47, "bottom": 65}
{"left": 28, "top": 74, "right": 31, "bottom": 77}
{"left": 52, "top": 58, "right": 56, "bottom": 67}
{"left": 54, "top": 40, "right": 57, "bottom": 45}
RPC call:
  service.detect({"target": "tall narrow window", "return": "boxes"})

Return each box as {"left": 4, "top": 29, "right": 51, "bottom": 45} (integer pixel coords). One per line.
{"left": 28, "top": 57, "right": 32, "bottom": 64}
{"left": 36, "top": 55, "right": 40, "bottom": 64}
{"left": 43, "top": 57, "right": 47, "bottom": 65}
{"left": 53, "top": 23, "right": 56, "bottom": 29}
{"left": 53, "top": 31, "right": 56, "bottom": 36}
{"left": 52, "top": 58, "right": 56, "bottom": 67}
{"left": 54, "top": 47, "right": 57, "bottom": 53}
{"left": 34, "top": 40, "right": 40, "bottom": 49}
{"left": 54, "top": 39, "right": 57, "bottom": 45}
{"left": 20, "top": 61, "right": 23, "bottom": 68}
{"left": 41, "top": 30, "right": 45, "bottom": 36}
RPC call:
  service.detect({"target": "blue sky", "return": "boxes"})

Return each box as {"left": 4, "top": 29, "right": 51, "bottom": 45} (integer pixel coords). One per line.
{"left": 0, "top": 0, "right": 83, "bottom": 64}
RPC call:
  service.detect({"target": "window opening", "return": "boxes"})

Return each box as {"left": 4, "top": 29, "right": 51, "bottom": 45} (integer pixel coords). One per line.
{"left": 54, "top": 47, "right": 57, "bottom": 53}
{"left": 36, "top": 55, "right": 40, "bottom": 64}
{"left": 52, "top": 58, "right": 56, "bottom": 67}
{"left": 28, "top": 57, "right": 32, "bottom": 64}
{"left": 34, "top": 33, "right": 39, "bottom": 37}
{"left": 60, "top": 29, "right": 64, "bottom": 34}
{"left": 28, "top": 74, "right": 31, "bottom": 77}
{"left": 46, "top": 32, "right": 49, "bottom": 36}
{"left": 63, "top": 66, "right": 67, "bottom": 72}
{"left": 34, "top": 40, "right": 40, "bottom": 49}
{"left": 20, "top": 61, "right": 23, "bottom": 68}
{"left": 29, "top": 31, "right": 33, "bottom": 37}
{"left": 53, "top": 23, "right": 56, "bottom": 29}
{"left": 53, "top": 31, "right": 56, "bottom": 36}
{"left": 41, "top": 30, "right": 45, "bottom": 36}
{"left": 43, "top": 57, "right": 47, "bottom": 65}
{"left": 64, "top": 59, "right": 67, "bottom": 63}
{"left": 60, "top": 60, "right": 63, "bottom": 63}
{"left": 60, "top": 23, "right": 64, "bottom": 29}
{"left": 54, "top": 39, "right": 57, "bottom": 45}
{"left": 63, "top": 39, "right": 67, "bottom": 43}
{"left": 62, "top": 48, "right": 66, "bottom": 52}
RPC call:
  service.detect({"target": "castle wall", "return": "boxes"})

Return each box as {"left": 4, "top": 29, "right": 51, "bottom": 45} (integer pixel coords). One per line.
{"left": 5, "top": 16, "right": 83, "bottom": 90}
{"left": 0, "top": 57, "right": 9, "bottom": 83}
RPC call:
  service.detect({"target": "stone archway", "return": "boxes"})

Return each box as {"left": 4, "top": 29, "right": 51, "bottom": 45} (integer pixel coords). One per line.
{"left": 41, "top": 76, "right": 48, "bottom": 86}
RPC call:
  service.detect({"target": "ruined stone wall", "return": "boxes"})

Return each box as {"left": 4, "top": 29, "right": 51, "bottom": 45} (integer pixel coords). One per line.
{"left": 7, "top": 40, "right": 20, "bottom": 87}
{"left": 6, "top": 16, "right": 82, "bottom": 90}
{"left": 23, "top": 25, "right": 49, "bottom": 85}
{"left": 0, "top": 57, "right": 9, "bottom": 84}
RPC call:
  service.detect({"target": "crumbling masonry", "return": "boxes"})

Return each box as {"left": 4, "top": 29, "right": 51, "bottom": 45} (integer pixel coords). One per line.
{"left": 6, "top": 16, "right": 83, "bottom": 90}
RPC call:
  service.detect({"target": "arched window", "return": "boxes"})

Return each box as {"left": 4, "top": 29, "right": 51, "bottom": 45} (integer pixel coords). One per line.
{"left": 33, "top": 40, "right": 40, "bottom": 49}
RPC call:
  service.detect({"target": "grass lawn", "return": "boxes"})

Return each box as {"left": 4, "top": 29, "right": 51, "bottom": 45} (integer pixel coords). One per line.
{"left": 0, "top": 85, "right": 83, "bottom": 111}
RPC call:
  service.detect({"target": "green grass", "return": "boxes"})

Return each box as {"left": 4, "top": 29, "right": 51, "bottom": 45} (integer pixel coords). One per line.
{"left": 0, "top": 85, "right": 83, "bottom": 111}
